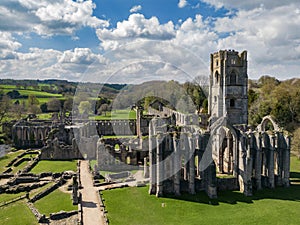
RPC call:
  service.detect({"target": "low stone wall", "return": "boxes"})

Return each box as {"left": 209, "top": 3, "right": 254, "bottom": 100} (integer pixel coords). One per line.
{"left": 30, "top": 178, "right": 66, "bottom": 203}
{"left": 98, "top": 191, "right": 109, "bottom": 225}
{"left": 49, "top": 210, "right": 78, "bottom": 220}
{"left": 0, "top": 194, "right": 26, "bottom": 207}
{"left": 217, "top": 177, "right": 239, "bottom": 191}
{"left": 26, "top": 202, "right": 47, "bottom": 223}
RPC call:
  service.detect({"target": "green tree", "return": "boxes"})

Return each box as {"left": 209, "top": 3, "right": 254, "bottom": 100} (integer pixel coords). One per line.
{"left": 78, "top": 101, "right": 92, "bottom": 115}
{"left": 47, "top": 98, "right": 61, "bottom": 112}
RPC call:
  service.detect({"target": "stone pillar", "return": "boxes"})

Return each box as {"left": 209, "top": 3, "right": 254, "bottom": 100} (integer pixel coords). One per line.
{"left": 148, "top": 129, "right": 156, "bottom": 195}
{"left": 255, "top": 133, "right": 262, "bottom": 190}
{"left": 156, "top": 134, "right": 163, "bottom": 197}
{"left": 188, "top": 135, "right": 195, "bottom": 194}
{"left": 144, "top": 157, "right": 149, "bottom": 178}
{"left": 173, "top": 135, "right": 181, "bottom": 196}
{"left": 268, "top": 135, "right": 275, "bottom": 188}
{"left": 283, "top": 135, "right": 291, "bottom": 187}
{"left": 183, "top": 133, "right": 189, "bottom": 181}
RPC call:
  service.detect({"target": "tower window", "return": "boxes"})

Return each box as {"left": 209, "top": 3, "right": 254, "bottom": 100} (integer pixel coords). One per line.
{"left": 216, "top": 60, "right": 219, "bottom": 66}
{"left": 230, "top": 99, "right": 235, "bottom": 107}
{"left": 231, "top": 58, "right": 236, "bottom": 65}
{"left": 229, "top": 71, "right": 237, "bottom": 85}
{"left": 214, "top": 96, "right": 217, "bottom": 102}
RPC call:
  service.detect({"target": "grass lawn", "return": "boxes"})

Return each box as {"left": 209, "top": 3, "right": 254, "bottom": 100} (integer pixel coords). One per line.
{"left": 0, "top": 150, "right": 25, "bottom": 173}
{"left": 0, "top": 201, "right": 38, "bottom": 225}
{"left": 0, "top": 192, "right": 25, "bottom": 204}
{"left": 30, "top": 160, "right": 77, "bottom": 174}
{"left": 102, "top": 155, "right": 300, "bottom": 225}
{"left": 34, "top": 189, "right": 77, "bottom": 216}
{"left": 90, "top": 109, "right": 136, "bottom": 120}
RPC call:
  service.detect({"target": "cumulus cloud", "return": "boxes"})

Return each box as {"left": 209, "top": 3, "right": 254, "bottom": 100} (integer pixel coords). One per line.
{"left": 59, "top": 48, "right": 106, "bottom": 64}
{"left": 130, "top": 5, "right": 142, "bottom": 13}
{"left": 201, "top": 0, "right": 300, "bottom": 10}
{"left": 96, "top": 14, "right": 175, "bottom": 50}
{"left": 0, "top": 32, "right": 21, "bottom": 59}
{"left": 178, "top": 0, "right": 188, "bottom": 8}
{"left": 0, "top": 0, "right": 108, "bottom": 36}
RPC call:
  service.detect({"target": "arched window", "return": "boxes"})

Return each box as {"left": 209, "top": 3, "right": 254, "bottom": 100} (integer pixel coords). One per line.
{"left": 230, "top": 99, "right": 235, "bottom": 107}
{"left": 229, "top": 71, "right": 237, "bottom": 85}
{"left": 215, "top": 71, "right": 219, "bottom": 85}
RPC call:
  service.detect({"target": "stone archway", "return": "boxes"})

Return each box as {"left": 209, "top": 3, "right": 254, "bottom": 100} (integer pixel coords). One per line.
{"left": 257, "top": 115, "right": 280, "bottom": 132}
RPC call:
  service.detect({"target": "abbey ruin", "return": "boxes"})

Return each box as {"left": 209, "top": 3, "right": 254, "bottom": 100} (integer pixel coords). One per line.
{"left": 5, "top": 49, "right": 291, "bottom": 200}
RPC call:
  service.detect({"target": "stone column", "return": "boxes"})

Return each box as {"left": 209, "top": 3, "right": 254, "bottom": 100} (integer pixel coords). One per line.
{"left": 255, "top": 133, "right": 262, "bottom": 190}
{"left": 188, "top": 135, "right": 195, "bottom": 194}
{"left": 283, "top": 135, "right": 291, "bottom": 187}
{"left": 183, "top": 133, "right": 189, "bottom": 181}
{"left": 268, "top": 135, "right": 275, "bottom": 188}
{"left": 144, "top": 157, "right": 149, "bottom": 178}
{"left": 173, "top": 135, "right": 181, "bottom": 196}
{"left": 148, "top": 128, "right": 156, "bottom": 194}
{"left": 156, "top": 134, "right": 163, "bottom": 197}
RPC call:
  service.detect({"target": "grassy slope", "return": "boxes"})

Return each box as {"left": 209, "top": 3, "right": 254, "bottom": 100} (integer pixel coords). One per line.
{"left": 34, "top": 189, "right": 77, "bottom": 216}
{"left": 30, "top": 160, "right": 77, "bottom": 174}
{"left": 102, "top": 156, "right": 300, "bottom": 225}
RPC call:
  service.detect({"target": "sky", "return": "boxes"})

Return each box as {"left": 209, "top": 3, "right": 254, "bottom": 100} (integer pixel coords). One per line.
{"left": 0, "top": 0, "right": 300, "bottom": 83}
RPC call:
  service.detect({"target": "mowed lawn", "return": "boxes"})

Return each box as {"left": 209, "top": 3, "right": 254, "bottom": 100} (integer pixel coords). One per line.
{"left": 102, "top": 156, "right": 300, "bottom": 225}
{"left": 30, "top": 160, "right": 77, "bottom": 174}
{"left": 0, "top": 201, "right": 38, "bottom": 225}
{"left": 34, "top": 189, "right": 77, "bottom": 216}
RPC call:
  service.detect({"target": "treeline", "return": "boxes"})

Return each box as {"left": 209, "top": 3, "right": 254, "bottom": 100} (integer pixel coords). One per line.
{"left": 248, "top": 76, "right": 300, "bottom": 154}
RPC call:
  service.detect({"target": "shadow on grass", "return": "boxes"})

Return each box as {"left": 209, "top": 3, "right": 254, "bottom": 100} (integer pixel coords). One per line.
{"left": 164, "top": 172, "right": 300, "bottom": 206}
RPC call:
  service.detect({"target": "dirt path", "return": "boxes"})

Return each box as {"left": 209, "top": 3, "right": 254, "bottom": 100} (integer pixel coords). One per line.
{"left": 79, "top": 160, "right": 105, "bottom": 225}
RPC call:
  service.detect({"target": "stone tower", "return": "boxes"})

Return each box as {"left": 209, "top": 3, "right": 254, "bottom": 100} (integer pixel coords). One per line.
{"left": 208, "top": 50, "right": 248, "bottom": 125}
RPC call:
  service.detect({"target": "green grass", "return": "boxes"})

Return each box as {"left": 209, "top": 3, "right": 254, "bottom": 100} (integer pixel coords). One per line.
{"left": 0, "top": 192, "right": 25, "bottom": 204}
{"left": 29, "top": 182, "right": 55, "bottom": 199}
{"left": 34, "top": 189, "right": 77, "bottom": 216}
{"left": 11, "top": 159, "right": 30, "bottom": 173}
{"left": 0, "top": 150, "right": 25, "bottom": 173}
{"left": 102, "top": 156, "right": 300, "bottom": 225}
{"left": 90, "top": 109, "right": 136, "bottom": 120}
{"left": 30, "top": 160, "right": 77, "bottom": 174}
{"left": 0, "top": 201, "right": 38, "bottom": 225}
{"left": 36, "top": 113, "right": 52, "bottom": 120}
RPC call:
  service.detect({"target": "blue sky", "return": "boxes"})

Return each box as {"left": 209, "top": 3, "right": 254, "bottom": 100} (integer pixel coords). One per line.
{"left": 0, "top": 0, "right": 300, "bottom": 83}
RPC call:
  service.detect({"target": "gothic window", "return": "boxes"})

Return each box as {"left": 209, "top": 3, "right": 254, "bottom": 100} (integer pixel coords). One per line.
{"left": 215, "top": 71, "right": 219, "bottom": 85}
{"left": 231, "top": 58, "right": 236, "bottom": 65}
{"left": 216, "top": 60, "right": 219, "bottom": 66}
{"left": 230, "top": 99, "right": 235, "bottom": 107}
{"left": 229, "top": 71, "right": 237, "bottom": 85}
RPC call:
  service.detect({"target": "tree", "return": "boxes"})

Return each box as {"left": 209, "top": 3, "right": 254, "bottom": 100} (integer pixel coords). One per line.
{"left": 98, "top": 103, "right": 109, "bottom": 116}
{"left": 63, "top": 97, "right": 73, "bottom": 112}
{"left": 47, "top": 98, "right": 61, "bottom": 112}
{"left": 78, "top": 101, "right": 92, "bottom": 115}
{"left": 292, "top": 128, "right": 300, "bottom": 156}
{"left": 0, "top": 95, "right": 11, "bottom": 124}
{"left": 27, "top": 94, "right": 40, "bottom": 114}
{"left": 28, "top": 94, "right": 39, "bottom": 106}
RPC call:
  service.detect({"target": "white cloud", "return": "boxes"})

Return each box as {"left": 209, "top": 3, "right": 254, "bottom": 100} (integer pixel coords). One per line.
{"left": 178, "top": 0, "right": 188, "bottom": 8}
{"left": 0, "top": 0, "right": 109, "bottom": 36}
{"left": 130, "top": 5, "right": 142, "bottom": 13}
{"left": 0, "top": 32, "right": 21, "bottom": 59}
{"left": 58, "top": 48, "right": 106, "bottom": 64}
{"left": 201, "top": 0, "right": 300, "bottom": 10}
{"left": 96, "top": 14, "right": 175, "bottom": 50}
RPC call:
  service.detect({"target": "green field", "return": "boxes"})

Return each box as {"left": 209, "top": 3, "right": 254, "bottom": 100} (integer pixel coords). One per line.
{"left": 34, "top": 189, "right": 77, "bottom": 216}
{"left": 0, "top": 150, "right": 25, "bottom": 173}
{"left": 30, "top": 160, "right": 77, "bottom": 174}
{"left": 0, "top": 201, "right": 39, "bottom": 225}
{"left": 90, "top": 109, "right": 136, "bottom": 120}
{"left": 102, "top": 156, "right": 300, "bottom": 225}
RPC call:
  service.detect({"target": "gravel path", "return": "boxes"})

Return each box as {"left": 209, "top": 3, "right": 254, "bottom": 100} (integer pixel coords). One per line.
{"left": 80, "top": 160, "right": 105, "bottom": 225}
